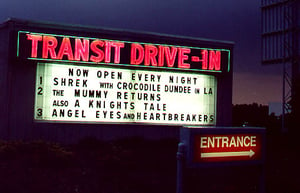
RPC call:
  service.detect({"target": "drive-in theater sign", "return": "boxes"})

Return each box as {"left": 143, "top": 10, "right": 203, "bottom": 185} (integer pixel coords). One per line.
{"left": 0, "top": 19, "right": 233, "bottom": 142}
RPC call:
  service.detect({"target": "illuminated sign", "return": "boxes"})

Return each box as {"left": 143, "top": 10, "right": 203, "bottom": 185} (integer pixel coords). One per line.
{"left": 194, "top": 134, "right": 263, "bottom": 162}
{"left": 17, "top": 31, "right": 231, "bottom": 73}
{"left": 35, "top": 63, "right": 217, "bottom": 125}
{"left": 180, "top": 127, "right": 266, "bottom": 167}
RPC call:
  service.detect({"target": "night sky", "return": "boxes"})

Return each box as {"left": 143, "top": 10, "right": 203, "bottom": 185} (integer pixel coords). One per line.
{"left": 0, "top": 0, "right": 282, "bottom": 105}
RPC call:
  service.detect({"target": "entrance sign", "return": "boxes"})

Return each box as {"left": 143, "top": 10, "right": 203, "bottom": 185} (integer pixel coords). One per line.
{"left": 34, "top": 63, "right": 217, "bottom": 125}
{"left": 195, "top": 134, "right": 262, "bottom": 162}
{"left": 180, "top": 127, "right": 266, "bottom": 167}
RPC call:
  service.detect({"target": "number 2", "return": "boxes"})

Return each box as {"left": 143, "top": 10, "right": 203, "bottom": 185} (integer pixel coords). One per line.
{"left": 37, "top": 87, "right": 43, "bottom": 95}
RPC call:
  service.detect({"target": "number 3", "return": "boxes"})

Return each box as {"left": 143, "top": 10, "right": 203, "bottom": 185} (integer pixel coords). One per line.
{"left": 37, "top": 108, "right": 43, "bottom": 117}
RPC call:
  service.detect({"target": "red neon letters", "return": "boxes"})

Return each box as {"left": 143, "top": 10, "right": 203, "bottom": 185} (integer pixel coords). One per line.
{"left": 26, "top": 34, "right": 124, "bottom": 64}
{"left": 27, "top": 34, "right": 42, "bottom": 58}
{"left": 130, "top": 44, "right": 191, "bottom": 68}
{"left": 26, "top": 33, "right": 222, "bottom": 71}
{"left": 42, "top": 36, "right": 57, "bottom": 59}
{"left": 75, "top": 38, "right": 89, "bottom": 61}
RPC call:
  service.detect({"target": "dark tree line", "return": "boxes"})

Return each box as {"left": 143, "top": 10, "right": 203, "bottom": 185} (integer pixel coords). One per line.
{"left": 232, "top": 103, "right": 281, "bottom": 134}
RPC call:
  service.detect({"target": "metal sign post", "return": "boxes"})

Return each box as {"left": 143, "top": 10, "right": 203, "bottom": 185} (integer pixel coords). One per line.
{"left": 176, "top": 142, "right": 186, "bottom": 193}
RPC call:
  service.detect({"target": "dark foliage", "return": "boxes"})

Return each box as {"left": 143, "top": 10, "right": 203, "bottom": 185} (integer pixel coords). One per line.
{"left": 0, "top": 134, "right": 298, "bottom": 193}
{"left": 232, "top": 103, "right": 269, "bottom": 127}
{"left": 0, "top": 138, "right": 178, "bottom": 193}
{"left": 0, "top": 104, "right": 298, "bottom": 193}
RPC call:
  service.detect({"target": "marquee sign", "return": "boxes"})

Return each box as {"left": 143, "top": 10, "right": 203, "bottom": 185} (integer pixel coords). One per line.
{"left": 14, "top": 30, "right": 233, "bottom": 126}
{"left": 17, "top": 31, "right": 231, "bottom": 73}
{"left": 34, "top": 63, "right": 216, "bottom": 125}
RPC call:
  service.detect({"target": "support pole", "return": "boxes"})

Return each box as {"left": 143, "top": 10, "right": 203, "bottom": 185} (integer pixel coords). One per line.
{"left": 176, "top": 142, "right": 186, "bottom": 193}
{"left": 259, "top": 164, "right": 266, "bottom": 193}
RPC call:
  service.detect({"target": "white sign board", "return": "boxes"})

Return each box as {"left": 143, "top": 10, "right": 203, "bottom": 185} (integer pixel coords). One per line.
{"left": 34, "top": 63, "right": 217, "bottom": 125}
